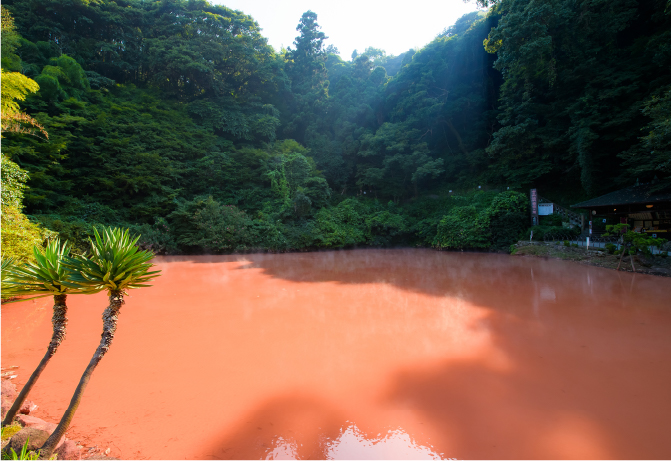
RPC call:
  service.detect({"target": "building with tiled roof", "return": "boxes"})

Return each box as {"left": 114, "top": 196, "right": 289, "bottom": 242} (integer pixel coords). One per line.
{"left": 571, "top": 183, "right": 671, "bottom": 236}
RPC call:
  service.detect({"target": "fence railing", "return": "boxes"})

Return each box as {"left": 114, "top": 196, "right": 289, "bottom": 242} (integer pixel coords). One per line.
{"left": 538, "top": 195, "right": 583, "bottom": 226}
{"left": 536, "top": 235, "right": 666, "bottom": 255}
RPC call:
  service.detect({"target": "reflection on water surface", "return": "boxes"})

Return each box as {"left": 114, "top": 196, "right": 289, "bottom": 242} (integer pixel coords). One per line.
{"left": 324, "top": 425, "right": 442, "bottom": 460}
{"left": 2, "top": 249, "right": 670, "bottom": 460}
{"left": 265, "top": 424, "right": 442, "bottom": 460}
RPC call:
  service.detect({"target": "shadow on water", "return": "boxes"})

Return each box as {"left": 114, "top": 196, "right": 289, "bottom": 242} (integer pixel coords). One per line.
{"left": 195, "top": 321, "right": 671, "bottom": 459}
{"left": 381, "top": 314, "right": 671, "bottom": 459}
{"left": 197, "top": 392, "right": 448, "bottom": 460}
{"left": 184, "top": 249, "right": 671, "bottom": 459}
{"left": 163, "top": 248, "right": 669, "bottom": 309}
{"left": 195, "top": 308, "right": 671, "bottom": 458}
{"left": 197, "top": 394, "right": 345, "bottom": 460}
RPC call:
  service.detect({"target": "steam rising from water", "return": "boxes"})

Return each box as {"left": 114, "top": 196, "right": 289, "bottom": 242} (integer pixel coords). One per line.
{"left": 3, "top": 249, "right": 670, "bottom": 459}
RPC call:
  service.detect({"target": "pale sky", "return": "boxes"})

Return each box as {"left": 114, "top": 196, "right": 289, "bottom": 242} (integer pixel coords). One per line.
{"left": 209, "top": 0, "right": 481, "bottom": 59}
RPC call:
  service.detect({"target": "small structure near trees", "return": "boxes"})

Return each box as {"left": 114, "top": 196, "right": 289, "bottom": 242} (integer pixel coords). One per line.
{"left": 571, "top": 182, "right": 671, "bottom": 238}
{"left": 572, "top": 183, "right": 671, "bottom": 270}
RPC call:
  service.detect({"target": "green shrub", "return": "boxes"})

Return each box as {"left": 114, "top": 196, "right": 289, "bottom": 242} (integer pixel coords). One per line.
{"left": 56, "top": 200, "right": 126, "bottom": 225}
{"left": 411, "top": 216, "right": 442, "bottom": 246}
{"left": 249, "top": 218, "right": 288, "bottom": 251}
{"left": 0, "top": 155, "right": 53, "bottom": 262}
{"left": 489, "top": 210, "right": 528, "bottom": 249}
{"left": 530, "top": 225, "right": 579, "bottom": 242}
{"left": 312, "top": 198, "right": 367, "bottom": 248}
{"left": 605, "top": 243, "right": 617, "bottom": 254}
{"left": 540, "top": 214, "right": 563, "bottom": 227}
{"left": 1, "top": 207, "right": 52, "bottom": 262}
{"left": 169, "top": 196, "right": 258, "bottom": 252}
{"left": 30, "top": 214, "right": 100, "bottom": 255}
{"left": 563, "top": 240, "right": 570, "bottom": 247}
{"left": 129, "top": 217, "right": 179, "bottom": 254}
{"left": 488, "top": 191, "right": 528, "bottom": 248}
{"left": 1, "top": 155, "right": 27, "bottom": 210}
{"left": 435, "top": 205, "right": 490, "bottom": 249}
{"left": 431, "top": 190, "right": 529, "bottom": 250}
{"left": 365, "top": 209, "right": 409, "bottom": 246}
{"left": 282, "top": 219, "right": 316, "bottom": 250}
{"left": 603, "top": 224, "right": 668, "bottom": 257}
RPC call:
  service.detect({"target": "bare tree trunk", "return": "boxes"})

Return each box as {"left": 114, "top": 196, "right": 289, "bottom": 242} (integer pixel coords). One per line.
{"left": 616, "top": 245, "right": 626, "bottom": 271}
{"left": 2, "top": 295, "right": 67, "bottom": 427}
{"left": 39, "top": 291, "right": 124, "bottom": 459}
{"left": 630, "top": 252, "right": 636, "bottom": 272}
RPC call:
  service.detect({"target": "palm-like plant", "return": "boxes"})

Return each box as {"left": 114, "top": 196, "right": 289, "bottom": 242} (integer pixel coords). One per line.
{"left": 39, "top": 227, "right": 160, "bottom": 457}
{"left": 2, "top": 240, "right": 101, "bottom": 427}
{"left": 1, "top": 257, "right": 17, "bottom": 299}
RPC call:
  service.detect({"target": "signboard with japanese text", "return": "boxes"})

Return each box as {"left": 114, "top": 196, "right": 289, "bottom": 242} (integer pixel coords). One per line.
{"left": 530, "top": 189, "right": 538, "bottom": 226}
{"left": 538, "top": 203, "right": 554, "bottom": 216}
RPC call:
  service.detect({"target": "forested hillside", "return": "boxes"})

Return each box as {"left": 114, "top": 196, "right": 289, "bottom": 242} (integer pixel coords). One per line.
{"left": 1, "top": 0, "right": 669, "bottom": 257}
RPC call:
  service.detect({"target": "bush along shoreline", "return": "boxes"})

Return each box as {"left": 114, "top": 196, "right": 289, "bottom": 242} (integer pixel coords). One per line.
{"left": 511, "top": 241, "right": 671, "bottom": 277}
{"left": 2, "top": 0, "right": 668, "bottom": 269}
{"left": 21, "top": 190, "right": 531, "bottom": 257}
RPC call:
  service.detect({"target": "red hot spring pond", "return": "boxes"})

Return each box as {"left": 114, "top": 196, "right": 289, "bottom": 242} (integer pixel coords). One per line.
{"left": 2, "top": 249, "right": 671, "bottom": 459}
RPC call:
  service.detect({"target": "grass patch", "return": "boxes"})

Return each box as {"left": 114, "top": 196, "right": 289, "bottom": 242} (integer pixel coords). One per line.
{"left": 1, "top": 423, "right": 22, "bottom": 441}
{"left": 513, "top": 243, "right": 589, "bottom": 261}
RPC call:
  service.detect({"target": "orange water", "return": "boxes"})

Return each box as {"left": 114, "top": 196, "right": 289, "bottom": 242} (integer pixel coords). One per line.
{"left": 2, "top": 249, "right": 671, "bottom": 459}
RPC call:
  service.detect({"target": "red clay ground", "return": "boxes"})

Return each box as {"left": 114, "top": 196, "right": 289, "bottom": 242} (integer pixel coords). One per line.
{"left": 2, "top": 250, "right": 671, "bottom": 459}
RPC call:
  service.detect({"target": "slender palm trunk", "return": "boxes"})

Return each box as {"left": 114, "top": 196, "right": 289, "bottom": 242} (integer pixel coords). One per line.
{"left": 2, "top": 295, "right": 68, "bottom": 427}
{"left": 39, "top": 291, "right": 124, "bottom": 459}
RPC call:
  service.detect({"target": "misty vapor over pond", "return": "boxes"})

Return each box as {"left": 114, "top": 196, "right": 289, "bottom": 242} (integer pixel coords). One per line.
{"left": 3, "top": 249, "right": 671, "bottom": 459}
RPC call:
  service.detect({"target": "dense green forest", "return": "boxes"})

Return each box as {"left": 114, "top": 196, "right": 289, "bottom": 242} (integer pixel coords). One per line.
{"left": 1, "top": 0, "right": 670, "bottom": 257}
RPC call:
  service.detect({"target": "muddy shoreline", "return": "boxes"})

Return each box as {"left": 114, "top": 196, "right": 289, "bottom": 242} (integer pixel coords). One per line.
{"left": 1, "top": 376, "right": 114, "bottom": 460}
{"left": 511, "top": 241, "right": 671, "bottom": 277}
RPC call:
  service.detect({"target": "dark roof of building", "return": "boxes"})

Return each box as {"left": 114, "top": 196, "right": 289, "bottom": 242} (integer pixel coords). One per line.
{"left": 571, "top": 184, "right": 671, "bottom": 208}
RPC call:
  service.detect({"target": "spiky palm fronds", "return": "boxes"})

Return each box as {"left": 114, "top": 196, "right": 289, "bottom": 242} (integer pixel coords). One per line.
{"left": 3, "top": 240, "right": 99, "bottom": 302}
{"left": 2, "top": 239, "right": 92, "bottom": 426}
{"left": 65, "top": 227, "right": 160, "bottom": 293}
{"left": 2, "top": 257, "right": 17, "bottom": 298}
{"left": 38, "top": 228, "right": 160, "bottom": 457}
